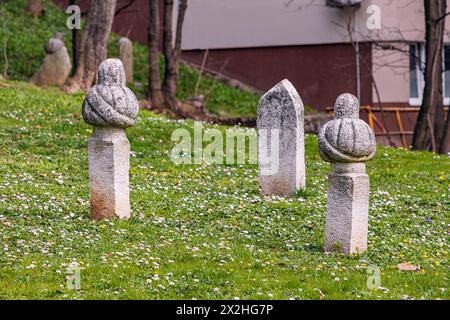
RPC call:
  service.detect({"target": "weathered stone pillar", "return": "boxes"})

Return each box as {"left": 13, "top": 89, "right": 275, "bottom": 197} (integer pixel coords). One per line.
{"left": 30, "top": 32, "right": 72, "bottom": 87}
{"left": 318, "top": 93, "right": 376, "bottom": 254}
{"left": 82, "top": 58, "right": 139, "bottom": 220}
{"left": 118, "top": 37, "right": 133, "bottom": 84}
{"left": 257, "top": 79, "right": 305, "bottom": 196}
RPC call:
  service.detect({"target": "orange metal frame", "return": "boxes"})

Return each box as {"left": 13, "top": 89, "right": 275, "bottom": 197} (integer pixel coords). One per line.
{"left": 325, "top": 106, "right": 449, "bottom": 148}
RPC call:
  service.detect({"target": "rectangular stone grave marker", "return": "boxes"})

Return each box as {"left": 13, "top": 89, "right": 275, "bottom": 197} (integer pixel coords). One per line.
{"left": 118, "top": 37, "right": 133, "bottom": 84}
{"left": 257, "top": 79, "right": 305, "bottom": 196}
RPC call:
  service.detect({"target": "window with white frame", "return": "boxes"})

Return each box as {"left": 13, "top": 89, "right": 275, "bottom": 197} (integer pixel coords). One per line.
{"left": 444, "top": 45, "right": 450, "bottom": 104}
{"left": 409, "top": 44, "right": 424, "bottom": 106}
{"left": 409, "top": 43, "right": 450, "bottom": 106}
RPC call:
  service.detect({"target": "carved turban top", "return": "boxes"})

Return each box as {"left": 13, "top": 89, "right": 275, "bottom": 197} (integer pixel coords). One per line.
{"left": 82, "top": 59, "right": 139, "bottom": 128}
{"left": 45, "top": 32, "right": 65, "bottom": 54}
{"left": 318, "top": 93, "right": 376, "bottom": 163}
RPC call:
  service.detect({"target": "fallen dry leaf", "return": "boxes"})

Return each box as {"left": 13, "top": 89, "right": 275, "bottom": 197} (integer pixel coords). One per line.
{"left": 315, "top": 288, "right": 325, "bottom": 300}
{"left": 2, "top": 220, "right": 12, "bottom": 227}
{"left": 397, "top": 263, "right": 420, "bottom": 271}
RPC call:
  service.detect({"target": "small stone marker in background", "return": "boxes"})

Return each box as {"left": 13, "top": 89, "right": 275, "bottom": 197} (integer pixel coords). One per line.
{"left": 30, "top": 32, "right": 71, "bottom": 87}
{"left": 257, "top": 79, "right": 305, "bottom": 196}
{"left": 82, "top": 59, "right": 139, "bottom": 220}
{"left": 118, "top": 37, "right": 133, "bottom": 84}
{"left": 318, "top": 93, "right": 376, "bottom": 254}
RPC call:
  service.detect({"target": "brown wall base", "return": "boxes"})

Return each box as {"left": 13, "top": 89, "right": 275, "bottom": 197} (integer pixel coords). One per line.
{"left": 182, "top": 44, "right": 373, "bottom": 111}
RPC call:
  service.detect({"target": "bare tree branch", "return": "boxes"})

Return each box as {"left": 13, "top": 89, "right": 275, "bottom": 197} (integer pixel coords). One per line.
{"left": 343, "top": 10, "right": 397, "bottom": 146}
{"left": 1, "top": 0, "right": 8, "bottom": 78}
{"left": 115, "top": 0, "right": 136, "bottom": 16}
{"left": 436, "top": 11, "right": 450, "bottom": 23}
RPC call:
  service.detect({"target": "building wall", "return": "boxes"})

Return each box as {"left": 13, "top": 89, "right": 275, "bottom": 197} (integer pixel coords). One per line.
{"left": 181, "top": 0, "right": 362, "bottom": 50}
{"left": 183, "top": 43, "right": 373, "bottom": 110}
{"left": 55, "top": 1, "right": 450, "bottom": 49}
{"left": 51, "top": 0, "right": 450, "bottom": 146}
{"left": 372, "top": 43, "right": 410, "bottom": 104}
{"left": 52, "top": 0, "right": 450, "bottom": 111}
{"left": 181, "top": 0, "right": 450, "bottom": 50}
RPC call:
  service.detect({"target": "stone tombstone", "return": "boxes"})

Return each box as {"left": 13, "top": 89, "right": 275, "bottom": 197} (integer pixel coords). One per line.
{"left": 318, "top": 93, "right": 376, "bottom": 254}
{"left": 257, "top": 79, "right": 305, "bottom": 196}
{"left": 30, "top": 32, "right": 72, "bottom": 87}
{"left": 118, "top": 37, "right": 133, "bottom": 84}
{"left": 82, "top": 58, "right": 139, "bottom": 220}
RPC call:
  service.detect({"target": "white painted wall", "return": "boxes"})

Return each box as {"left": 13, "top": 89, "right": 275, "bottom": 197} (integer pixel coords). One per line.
{"left": 178, "top": 0, "right": 450, "bottom": 104}
{"left": 181, "top": 0, "right": 360, "bottom": 50}
{"left": 372, "top": 43, "right": 410, "bottom": 103}
{"left": 179, "top": 0, "right": 450, "bottom": 50}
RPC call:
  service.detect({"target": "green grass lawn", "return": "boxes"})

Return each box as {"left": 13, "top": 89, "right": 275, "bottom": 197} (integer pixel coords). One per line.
{"left": 0, "top": 81, "right": 449, "bottom": 300}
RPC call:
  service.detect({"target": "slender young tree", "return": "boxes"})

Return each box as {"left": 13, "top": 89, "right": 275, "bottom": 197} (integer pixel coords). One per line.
{"left": 162, "top": 0, "right": 188, "bottom": 110}
{"left": 68, "top": 0, "right": 79, "bottom": 75}
{"left": 64, "top": 0, "right": 117, "bottom": 93}
{"left": 412, "top": 0, "right": 447, "bottom": 152}
{"left": 115, "top": 0, "right": 137, "bottom": 16}
{"left": 436, "top": 13, "right": 450, "bottom": 154}
{"left": 26, "top": 0, "right": 42, "bottom": 18}
{"left": 148, "top": 0, "right": 164, "bottom": 107}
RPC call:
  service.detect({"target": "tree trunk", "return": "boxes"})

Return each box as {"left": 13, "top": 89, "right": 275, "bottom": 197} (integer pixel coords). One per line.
{"left": 437, "top": 8, "right": 450, "bottom": 153}
{"left": 26, "top": 0, "right": 42, "bottom": 18}
{"left": 148, "top": 0, "right": 164, "bottom": 107}
{"left": 412, "top": 0, "right": 446, "bottom": 152}
{"left": 64, "top": 0, "right": 117, "bottom": 93}
{"left": 440, "top": 108, "right": 450, "bottom": 153}
{"left": 69, "top": 0, "right": 78, "bottom": 75}
{"left": 162, "top": 0, "right": 188, "bottom": 110}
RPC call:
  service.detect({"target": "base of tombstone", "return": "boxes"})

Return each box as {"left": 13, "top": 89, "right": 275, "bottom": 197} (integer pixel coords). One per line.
{"left": 259, "top": 176, "right": 305, "bottom": 197}
{"left": 258, "top": 128, "right": 306, "bottom": 197}
{"left": 324, "top": 162, "right": 369, "bottom": 254}
{"left": 88, "top": 127, "right": 131, "bottom": 220}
